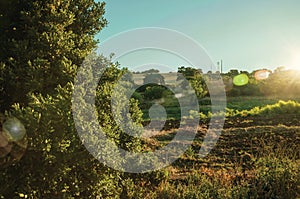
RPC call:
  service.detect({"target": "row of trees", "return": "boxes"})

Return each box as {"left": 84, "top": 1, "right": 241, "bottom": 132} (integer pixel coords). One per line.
{"left": 222, "top": 67, "right": 300, "bottom": 97}
{"left": 138, "top": 66, "right": 300, "bottom": 99}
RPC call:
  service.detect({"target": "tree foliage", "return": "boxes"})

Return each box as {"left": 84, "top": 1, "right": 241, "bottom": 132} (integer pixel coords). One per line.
{"left": 1, "top": 83, "right": 121, "bottom": 198}
{"left": 0, "top": 56, "right": 145, "bottom": 198}
{"left": 221, "top": 67, "right": 300, "bottom": 97}
{"left": 144, "top": 85, "right": 168, "bottom": 100}
{"left": 260, "top": 69, "right": 300, "bottom": 96}
{"left": 0, "top": 0, "right": 145, "bottom": 197}
{"left": 177, "top": 66, "right": 207, "bottom": 99}
{"left": 0, "top": 0, "right": 107, "bottom": 111}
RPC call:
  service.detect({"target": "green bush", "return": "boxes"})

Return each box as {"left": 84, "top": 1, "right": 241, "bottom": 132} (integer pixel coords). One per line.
{"left": 0, "top": 56, "right": 146, "bottom": 198}
{"left": 224, "top": 100, "right": 300, "bottom": 118}
{"left": 0, "top": 0, "right": 107, "bottom": 112}
{"left": 0, "top": 84, "right": 122, "bottom": 198}
{"left": 144, "top": 85, "right": 167, "bottom": 100}
{"left": 131, "top": 91, "right": 143, "bottom": 103}
{"left": 249, "top": 157, "right": 300, "bottom": 198}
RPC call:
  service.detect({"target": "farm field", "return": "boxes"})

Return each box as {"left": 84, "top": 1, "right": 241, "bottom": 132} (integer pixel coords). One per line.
{"left": 116, "top": 96, "right": 300, "bottom": 198}
{"left": 122, "top": 87, "right": 300, "bottom": 198}
{"left": 123, "top": 108, "right": 300, "bottom": 198}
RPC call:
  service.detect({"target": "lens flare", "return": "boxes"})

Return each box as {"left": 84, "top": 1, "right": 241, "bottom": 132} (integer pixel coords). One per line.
{"left": 254, "top": 70, "right": 270, "bottom": 80}
{"left": 3, "top": 117, "right": 26, "bottom": 142}
{"left": 1, "top": 117, "right": 27, "bottom": 167}
{"left": 233, "top": 74, "right": 249, "bottom": 86}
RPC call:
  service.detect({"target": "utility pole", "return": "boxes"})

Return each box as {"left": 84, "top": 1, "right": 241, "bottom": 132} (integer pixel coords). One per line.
{"left": 220, "top": 59, "right": 223, "bottom": 74}
{"left": 217, "top": 60, "right": 223, "bottom": 74}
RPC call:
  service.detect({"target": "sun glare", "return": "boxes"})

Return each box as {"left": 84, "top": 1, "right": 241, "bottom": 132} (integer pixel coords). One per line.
{"left": 288, "top": 51, "right": 300, "bottom": 71}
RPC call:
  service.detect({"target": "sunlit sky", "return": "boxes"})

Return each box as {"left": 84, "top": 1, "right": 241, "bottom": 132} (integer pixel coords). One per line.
{"left": 96, "top": 0, "right": 300, "bottom": 72}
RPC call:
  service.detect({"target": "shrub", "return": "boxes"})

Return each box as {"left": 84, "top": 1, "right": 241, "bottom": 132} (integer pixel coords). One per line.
{"left": 144, "top": 85, "right": 167, "bottom": 100}
{"left": 0, "top": 56, "right": 145, "bottom": 198}
{"left": 249, "top": 157, "right": 300, "bottom": 198}
{"left": 0, "top": 84, "right": 122, "bottom": 198}
{"left": 225, "top": 100, "right": 300, "bottom": 118}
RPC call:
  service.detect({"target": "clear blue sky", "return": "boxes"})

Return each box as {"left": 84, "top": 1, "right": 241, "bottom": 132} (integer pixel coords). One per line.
{"left": 96, "top": 0, "right": 300, "bottom": 72}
